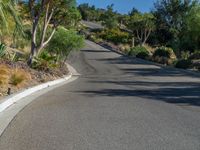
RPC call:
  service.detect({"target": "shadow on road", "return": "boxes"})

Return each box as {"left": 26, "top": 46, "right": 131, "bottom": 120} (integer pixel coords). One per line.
{"left": 82, "top": 49, "right": 111, "bottom": 53}
{"left": 81, "top": 86, "right": 200, "bottom": 106}
{"left": 79, "top": 48, "right": 200, "bottom": 107}
{"left": 96, "top": 56, "right": 200, "bottom": 78}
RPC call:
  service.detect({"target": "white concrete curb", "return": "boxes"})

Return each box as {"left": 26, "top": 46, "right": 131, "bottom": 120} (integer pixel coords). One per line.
{"left": 0, "top": 74, "right": 72, "bottom": 113}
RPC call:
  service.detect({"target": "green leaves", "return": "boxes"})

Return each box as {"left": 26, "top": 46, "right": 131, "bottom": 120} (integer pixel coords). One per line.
{"left": 46, "top": 27, "right": 84, "bottom": 62}
{"left": 127, "top": 12, "right": 155, "bottom": 45}
{"left": 101, "top": 4, "right": 118, "bottom": 29}
{"left": 128, "top": 13, "right": 155, "bottom": 31}
{"left": 0, "top": 43, "right": 6, "bottom": 58}
{"left": 0, "top": 0, "right": 22, "bottom": 35}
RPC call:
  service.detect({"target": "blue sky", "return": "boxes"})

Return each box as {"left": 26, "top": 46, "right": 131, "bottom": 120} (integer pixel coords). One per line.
{"left": 77, "top": 0, "right": 156, "bottom": 14}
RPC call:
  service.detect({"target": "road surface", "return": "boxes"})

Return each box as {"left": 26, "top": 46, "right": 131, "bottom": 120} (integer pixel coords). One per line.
{"left": 0, "top": 40, "right": 200, "bottom": 150}
{"left": 81, "top": 21, "right": 103, "bottom": 29}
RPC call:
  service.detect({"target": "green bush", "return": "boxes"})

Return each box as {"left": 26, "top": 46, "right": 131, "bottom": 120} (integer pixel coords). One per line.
{"left": 181, "top": 51, "right": 190, "bottom": 60}
{"left": 175, "top": 59, "right": 192, "bottom": 69}
{"left": 152, "top": 47, "right": 176, "bottom": 65}
{"left": 153, "top": 47, "right": 172, "bottom": 58}
{"left": 128, "top": 46, "right": 150, "bottom": 59}
{"left": 99, "top": 28, "right": 130, "bottom": 44}
{"left": 32, "top": 52, "right": 58, "bottom": 71}
{"left": 47, "top": 27, "right": 84, "bottom": 64}
{"left": 136, "top": 51, "right": 150, "bottom": 59}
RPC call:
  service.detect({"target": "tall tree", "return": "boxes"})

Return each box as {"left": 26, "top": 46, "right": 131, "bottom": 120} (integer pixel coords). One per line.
{"left": 127, "top": 12, "right": 155, "bottom": 46}
{"left": 27, "top": 0, "right": 76, "bottom": 65}
{"left": 184, "top": 3, "right": 200, "bottom": 50}
{"left": 78, "top": 3, "right": 101, "bottom": 21}
{"left": 129, "top": 7, "right": 139, "bottom": 16}
{"left": 153, "top": 0, "right": 194, "bottom": 46}
{"left": 101, "top": 4, "right": 118, "bottom": 29}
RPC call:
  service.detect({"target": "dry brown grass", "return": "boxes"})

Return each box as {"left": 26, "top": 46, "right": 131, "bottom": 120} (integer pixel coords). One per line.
{"left": 143, "top": 44, "right": 156, "bottom": 54}
{"left": 10, "top": 69, "right": 31, "bottom": 87}
{"left": 0, "top": 64, "right": 10, "bottom": 86}
{"left": 118, "top": 44, "right": 131, "bottom": 53}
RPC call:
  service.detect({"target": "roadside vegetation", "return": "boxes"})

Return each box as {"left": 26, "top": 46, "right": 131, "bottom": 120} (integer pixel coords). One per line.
{"left": 79, "top": 0, "right": 200, "bottom": 71}
{"left": 0, "top": 0, "right": 84, "bottom": 96}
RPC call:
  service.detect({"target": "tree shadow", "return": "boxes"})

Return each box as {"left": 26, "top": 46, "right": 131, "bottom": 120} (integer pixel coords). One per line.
{"left": 78, "top": 44, "right": 200, "bottom": 107}
{"left": 81, "top": 87, "right": 200, "bottom": 106}
{"left": 78, "top": 79, "right": 200, "bottom": 107}
{"left": 95, "top": 56, "right": 200, "bottom": 77}
{"left": 121, "top": 68, "right": 185, "bottom": 77}
{"left": 82, "top": 49, "right": 111, "bottom": 53}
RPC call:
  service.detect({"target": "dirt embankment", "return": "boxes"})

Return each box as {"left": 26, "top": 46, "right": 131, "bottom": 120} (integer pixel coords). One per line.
{"left": 0, "top": 60, "right": 68, "bottom": 97}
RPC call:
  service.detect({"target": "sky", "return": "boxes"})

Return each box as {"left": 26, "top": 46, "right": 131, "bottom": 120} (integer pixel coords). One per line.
{"left": 77, "top": 0, "right": 156, "bottom": 14}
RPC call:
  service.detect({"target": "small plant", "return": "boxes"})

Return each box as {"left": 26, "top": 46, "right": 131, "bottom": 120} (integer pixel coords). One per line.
{"left": 10, "top": 69, "right": 30, "bottom": 86}
{"left": 181, "top": 51, "right": 190, "bottom": 60}
{"left": 0, "top": 43, "right": 6, "bottom": 58}
{"left": 128, "top": 46, "right": 150, "bottom": 59}
{"left": 32, "top": 51, "right": 58, "bottom": 71}
{"left": 118, "top": 44, "right": 131, "bottom": 54}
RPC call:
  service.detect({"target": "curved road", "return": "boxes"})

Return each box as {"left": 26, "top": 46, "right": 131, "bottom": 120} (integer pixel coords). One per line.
{"left": 0, "top": 40, "right": 200, "bottom": 150}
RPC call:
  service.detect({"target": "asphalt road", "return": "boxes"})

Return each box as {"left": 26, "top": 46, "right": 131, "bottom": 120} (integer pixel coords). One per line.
{"left": 81, "top": 21, "right": 103, "bottom": 29}
{"left": 0, "top": 40, "right": 200, "bottom": 150}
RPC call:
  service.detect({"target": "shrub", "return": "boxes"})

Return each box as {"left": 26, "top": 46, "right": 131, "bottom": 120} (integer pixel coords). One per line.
{"left": 128, "top": 46, "right": 150, "bottom": 59}
{"left": 99, "top": 28, "right": 130, "bottom": 44}
{"left": 152, "top": 47, "right": 176, "bottom": 65}
{"left": 136, "top": 51, "right": 150, "bottom": 59}
{"left": 118, "top": 44, "right": 131, "bottom": 54}
{"left": 153, "top": 47, "right": 171, "bottom": 58}
{"left": 10, "top": 69, "right": 31, "bottom": 86}
{"left": 175, "top": 59, "right": 192, "bottom": 69}
{"left": 32, "top": 59, "right": 51, "bottom": 71}
{"left": 181, "top": 51, "right": 190, "bottom": 60}
{"left": 89, "top": 35, "right": 103, "bottom": 43}
{"left": 47, "top": 27, "right": 84, "bottom": 64}
{"left": 0, "top": 64, "right": 10, "bottom": 86}
{"left": 32, "top": 52, "right": 58, "bottom": 71}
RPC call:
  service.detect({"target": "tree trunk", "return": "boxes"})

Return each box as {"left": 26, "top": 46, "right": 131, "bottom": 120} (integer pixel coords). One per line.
{"left": 132, "top": 37, "right": 135, "bottom": 47}
{"left": 27, "top": 44, "right": 37, "bottom": 66}
{"left": 27, "top": 18, "right": 38, "bottom": 66}
{"left": 139, "top": 40, "right": 143, "bottom": 46}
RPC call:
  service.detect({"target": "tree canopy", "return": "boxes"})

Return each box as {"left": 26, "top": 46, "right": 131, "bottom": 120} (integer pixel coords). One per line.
{"left": 127, "top": 12, "right": 155, "bottom": 45}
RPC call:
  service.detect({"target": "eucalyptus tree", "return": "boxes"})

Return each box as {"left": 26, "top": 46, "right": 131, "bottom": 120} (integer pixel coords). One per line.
{"left": 27, "top": 0, "right": 76, "bottom": 65}
{"left": 101, "top": 4, "right": 118, "bottom": 29}
{"left": 127, "top": 12, "right": 155, "bottom": 46}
